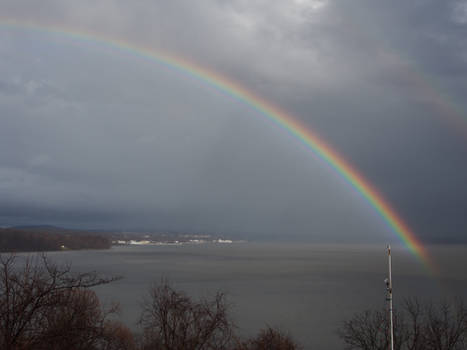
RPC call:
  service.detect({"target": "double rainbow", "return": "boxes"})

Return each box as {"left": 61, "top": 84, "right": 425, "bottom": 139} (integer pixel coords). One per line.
{"left": 0, "top": 19, "right": 433, "bottom": 271}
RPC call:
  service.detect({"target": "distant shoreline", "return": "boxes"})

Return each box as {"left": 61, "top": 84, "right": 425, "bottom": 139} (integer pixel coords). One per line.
{"left": 0, "top": 227, "right": 111, "bottom": 253}
{"left": 0, "top": 226, "right": 243, "bottom": 253}
{"left": 112, "top": 238, "right": 241, "bottom": 247}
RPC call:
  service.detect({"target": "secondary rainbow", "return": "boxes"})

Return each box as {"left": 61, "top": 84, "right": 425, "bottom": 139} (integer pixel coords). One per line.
{"left": 0, "top": 19, "right": 434, "bottom": 271}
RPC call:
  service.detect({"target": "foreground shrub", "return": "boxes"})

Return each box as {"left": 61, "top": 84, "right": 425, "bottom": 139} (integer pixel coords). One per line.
{"left": 234, "top": 326, "right": 301, "bottom": 350}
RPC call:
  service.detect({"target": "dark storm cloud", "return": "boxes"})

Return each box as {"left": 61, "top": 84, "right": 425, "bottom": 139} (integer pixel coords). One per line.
{"left": 0, "top": 0, "right": 466, "bottom": 242}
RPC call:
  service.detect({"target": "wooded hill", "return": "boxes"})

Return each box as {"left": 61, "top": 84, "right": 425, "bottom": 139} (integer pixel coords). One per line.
{"left": 0, "top": 227, "right": 111, "bottom": 252}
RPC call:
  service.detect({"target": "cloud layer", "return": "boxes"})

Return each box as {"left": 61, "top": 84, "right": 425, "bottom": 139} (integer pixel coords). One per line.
{"left": 1, "top": 0, "right": 467, "bottom": 242}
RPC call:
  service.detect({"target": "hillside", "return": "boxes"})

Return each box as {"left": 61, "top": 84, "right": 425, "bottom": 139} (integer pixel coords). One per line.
{"left": 0, "top": 227, "right": 111, "bottom": 252}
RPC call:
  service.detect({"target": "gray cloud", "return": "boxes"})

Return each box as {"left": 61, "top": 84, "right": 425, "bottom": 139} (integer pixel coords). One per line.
{"left": 0, "top": 0, "right": 466, "bottom": 243}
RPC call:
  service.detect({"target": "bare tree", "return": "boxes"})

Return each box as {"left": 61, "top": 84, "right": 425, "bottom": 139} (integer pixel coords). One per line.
{"left": 33, "top": 288, "right": 136, "bottom": 350}
{"left": 338, "top": 308, "right": 407, "bottom": 350}
{"left": 138, "top": 280, "right": 235, "bottom": 350}
{"left": 338, "top": 298, "right": 467, "bottom": 350}
{"left": 401, "top": 298, "right": 424, "bottom": 350}
{"left": 0, "top": 253, "right": 124, "bottom": 350}
{"left": 423, "top": 299, "right": 467, "bottom": 350}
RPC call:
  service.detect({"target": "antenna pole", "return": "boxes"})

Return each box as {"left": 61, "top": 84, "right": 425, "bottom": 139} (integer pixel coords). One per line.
{"left": 387, "top": 245, "right": 394, "bottom": 350}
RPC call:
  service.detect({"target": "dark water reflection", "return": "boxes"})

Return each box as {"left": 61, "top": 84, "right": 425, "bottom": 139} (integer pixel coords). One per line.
{"left": 42, "top": 243, "right": 467, "bottom": 349}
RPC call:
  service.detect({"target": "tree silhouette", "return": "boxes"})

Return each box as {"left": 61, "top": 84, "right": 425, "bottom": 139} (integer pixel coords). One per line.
{"left": 338, "top": 298, "right": 467, "bottom": 350}
{"left": 0, "top": 254, "right": 125, "bottom": 350}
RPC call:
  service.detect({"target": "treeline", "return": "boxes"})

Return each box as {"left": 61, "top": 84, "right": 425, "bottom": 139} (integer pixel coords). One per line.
{"left": 0, "top": 228, "right": 111, "bottom": 252}
{"left": 0, "top": 254, "right": 300, "bottom": 350}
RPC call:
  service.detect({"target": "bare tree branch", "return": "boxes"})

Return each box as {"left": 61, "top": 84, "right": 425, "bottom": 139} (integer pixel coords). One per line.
{"left": 338, "top": 298, "right": 467, "bottom": 350}
{"left": 138, "top": 279, "right": 235, "bottom": 350}
{"left": 0, "top": 253, "right": 125, "bottom": 350}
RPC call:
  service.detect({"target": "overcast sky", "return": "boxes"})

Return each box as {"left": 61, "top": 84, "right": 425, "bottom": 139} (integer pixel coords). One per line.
{"left": 0, "top": 0, "right": 466, "bottom": 243}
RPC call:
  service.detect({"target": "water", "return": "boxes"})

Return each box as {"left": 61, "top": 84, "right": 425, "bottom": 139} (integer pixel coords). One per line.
{"left": 42, "top": 243, "right": 467, "bottom": 349}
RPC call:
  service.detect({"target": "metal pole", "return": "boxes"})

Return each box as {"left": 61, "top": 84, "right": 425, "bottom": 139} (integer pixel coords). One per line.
{"left": 387, "top": 245, "right": 394, "bottom": 350}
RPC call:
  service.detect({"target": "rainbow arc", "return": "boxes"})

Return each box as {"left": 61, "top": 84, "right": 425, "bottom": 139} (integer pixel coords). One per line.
{"left": 0, "top": 18, "right": 434, "bottom": 272}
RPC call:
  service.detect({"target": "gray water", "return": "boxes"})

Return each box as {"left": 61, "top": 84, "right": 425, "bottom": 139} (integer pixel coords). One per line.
{"left": 43, "top": 243, "right": 467, "bottom": 349}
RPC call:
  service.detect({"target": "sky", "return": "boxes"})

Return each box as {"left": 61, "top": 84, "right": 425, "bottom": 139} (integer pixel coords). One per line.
{"left": 0, "top": 0, "right": 466, "bottom": 243}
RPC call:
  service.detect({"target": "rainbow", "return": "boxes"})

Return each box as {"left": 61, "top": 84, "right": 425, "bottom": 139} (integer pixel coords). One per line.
{"left": 391, "top": 54, "right": 467, "bottom": 139}
{"left": 0, "top": 19, "right": 434, "bottom": 271}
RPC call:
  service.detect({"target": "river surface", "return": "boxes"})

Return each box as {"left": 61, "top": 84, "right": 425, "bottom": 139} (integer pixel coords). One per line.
{"left": 43, "top": 243, "right": 467, "bottom": 349}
